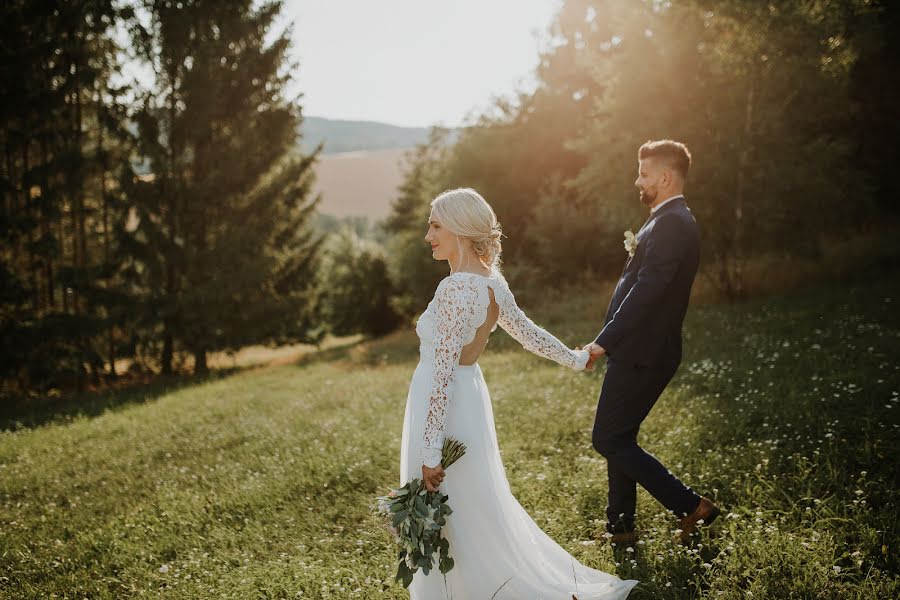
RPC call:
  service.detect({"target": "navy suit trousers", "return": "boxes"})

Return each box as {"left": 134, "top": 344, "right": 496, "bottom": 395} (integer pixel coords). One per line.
{"left": 591, "top": 357, "right": 700, "bottom": 533}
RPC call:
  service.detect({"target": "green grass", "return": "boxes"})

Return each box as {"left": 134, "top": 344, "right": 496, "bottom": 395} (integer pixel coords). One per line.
{"left": 1, "top": 269, "right": 898, "bottom": 598}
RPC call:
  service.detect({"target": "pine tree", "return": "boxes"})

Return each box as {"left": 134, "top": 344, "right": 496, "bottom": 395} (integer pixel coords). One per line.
{"left": 1, "top": 0, "right": 133, "bottom": 392}
{"left": 127, "top": 0, "right": 322, "bottom": 375}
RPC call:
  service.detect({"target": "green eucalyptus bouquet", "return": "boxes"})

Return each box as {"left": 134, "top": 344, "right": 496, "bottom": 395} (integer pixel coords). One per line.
{"left": 373, "top": 438, "right": 467, "bottom": 588}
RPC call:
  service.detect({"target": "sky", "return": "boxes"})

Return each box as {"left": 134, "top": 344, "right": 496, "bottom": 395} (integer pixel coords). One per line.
{"left": 278, "top": 0, "right": 562, "bottom": 128}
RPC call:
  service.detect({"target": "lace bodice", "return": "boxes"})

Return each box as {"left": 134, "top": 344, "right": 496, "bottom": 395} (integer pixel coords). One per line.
{"left": 415, "top": 270, "right": 590, "bottom": 467}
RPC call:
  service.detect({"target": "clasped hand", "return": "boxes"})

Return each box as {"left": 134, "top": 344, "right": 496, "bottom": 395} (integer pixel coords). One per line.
{"left": 578, "top": 342, "right": 606, "bottom": 371}
{"left": 420, "top": 345, "right": 604, "bottom": 490}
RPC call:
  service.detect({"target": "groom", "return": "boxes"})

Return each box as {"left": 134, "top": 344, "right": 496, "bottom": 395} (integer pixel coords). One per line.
{"left": 584, "top": 139, "right": 719, "bottom": 545}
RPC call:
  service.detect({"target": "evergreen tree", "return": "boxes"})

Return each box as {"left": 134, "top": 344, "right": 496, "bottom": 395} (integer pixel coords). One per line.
{"left": 383, "top": 128, "right": 450, "bottom": 317}
{"left": 1, "top": 0, "right": 134, "bottom": 392}
{"left": 127, "top": 0, "right": 322, "bottom": 375}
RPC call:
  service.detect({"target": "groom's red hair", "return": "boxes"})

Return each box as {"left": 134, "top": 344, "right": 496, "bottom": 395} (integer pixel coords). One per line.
{"left": 639, "top": 140, "right": 692, "bottom": 179}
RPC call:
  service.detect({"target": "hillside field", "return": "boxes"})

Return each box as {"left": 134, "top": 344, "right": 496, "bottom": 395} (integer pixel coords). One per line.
{"left": 311, "top": 148, "right": 407, "bottom": 221}
{"left": 1, "top": 268, "right": 898, "bottom": 598}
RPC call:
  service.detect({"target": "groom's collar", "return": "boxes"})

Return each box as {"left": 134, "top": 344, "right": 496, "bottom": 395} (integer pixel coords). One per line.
{"left": 650, "top": 194, "right": 684, "bottom": 215}
{"left": 638, "top": 195, "right": 684, "bottom": 234}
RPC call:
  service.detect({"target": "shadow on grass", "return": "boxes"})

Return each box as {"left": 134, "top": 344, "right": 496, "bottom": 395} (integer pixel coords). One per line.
{"left": 290, "top": 329, "right": 421, "bottom": 370}
{"left": 0, "top": 367, "right": 247, "bottom": 432}
{"left": 0, "top": 331, "right": 418, "bottom": 433}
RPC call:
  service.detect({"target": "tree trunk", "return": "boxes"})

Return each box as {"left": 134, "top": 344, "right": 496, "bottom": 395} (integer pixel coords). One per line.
{"left": 58, "top": 194, "right": 68, "bottom": 313}
{"left": 22, "top": 144, "right": 41, "bottom": 312}
{"left": 5, "top": 142, "right": 20, "bottom": 280}
{"left": 732, "top": 79, "right": 755, "bottom": 301}
{"left": 40, "top": 140, "right": 55, "bottom": 311}
{"left": 193, "top": 349, "right": 208, "bottom": 375}
{"left": 2, "top": 143, "right": 9, "bottom": 230}
{"left": 161, "top": 329, "right": 174, "bottom": 376}
{"left": 97, "top": 87, "right": 117, "bottom": 378}
{"left": 159, "top": 72, "right": 181, "bottom": 377}
{"left": 73, "top": 65, "right": 86, "bottom": 317}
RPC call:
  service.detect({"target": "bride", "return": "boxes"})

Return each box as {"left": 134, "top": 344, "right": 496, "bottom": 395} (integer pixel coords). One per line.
{"left": 399, "top": 188, "right": 638, "bottom": 599}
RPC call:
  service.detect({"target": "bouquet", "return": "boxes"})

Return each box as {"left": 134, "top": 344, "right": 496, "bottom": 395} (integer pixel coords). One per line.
{"left": 373, "top": 438, "right": 467, "bottom": 588}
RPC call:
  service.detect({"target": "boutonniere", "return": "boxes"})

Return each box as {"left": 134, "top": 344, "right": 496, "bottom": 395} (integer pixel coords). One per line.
{"left": 623, "top": 230, "right": 638, "bottom": 257}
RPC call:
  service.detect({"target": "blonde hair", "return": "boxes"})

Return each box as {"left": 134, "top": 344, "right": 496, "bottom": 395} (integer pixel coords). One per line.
{"left": 430, "top": 187, "right": 503, "bottom": 273}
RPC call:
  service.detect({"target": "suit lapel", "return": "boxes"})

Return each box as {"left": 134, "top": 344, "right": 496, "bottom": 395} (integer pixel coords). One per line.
{"left": 625, "top": 196, "right": 686, "bottom": 270}
{"left": 610, "top": 196, "right": 688, "bottom": 318}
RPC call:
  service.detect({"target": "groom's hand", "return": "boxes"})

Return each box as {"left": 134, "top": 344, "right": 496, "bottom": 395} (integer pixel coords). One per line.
{"left": 583, "top": 343, "right": 606, "bottom": 371}
{"left": 422, "top": 464, "right": 445, "bottom": 492}
{"left": 584, "top": 342, "right": 606, "bottom": 357}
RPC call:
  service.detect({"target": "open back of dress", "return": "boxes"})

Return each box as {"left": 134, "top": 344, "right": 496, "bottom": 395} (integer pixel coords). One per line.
{"left": 458, "top": 286, "right": 499, "bottom": 365}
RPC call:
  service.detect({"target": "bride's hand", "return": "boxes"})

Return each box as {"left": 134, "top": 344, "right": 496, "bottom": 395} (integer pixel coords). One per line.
{"left": 422, "top": 464, "right": 445, "bottom": 492}
{"left": 576, "top": 344, "right": 600, "bottom": 371}
{"left": 580, "top": 343, "right": 606, "bottom": 371}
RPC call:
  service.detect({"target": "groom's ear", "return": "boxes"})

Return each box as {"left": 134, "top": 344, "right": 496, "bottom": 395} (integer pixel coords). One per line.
{"left": 653, "top": 165, "right": 668, "bottom": 189}
{"left": 660, "top": 167, "right": 680, "bottom": 191}
{"left": 662, "top": 163, "right": 678, "bottom": 186}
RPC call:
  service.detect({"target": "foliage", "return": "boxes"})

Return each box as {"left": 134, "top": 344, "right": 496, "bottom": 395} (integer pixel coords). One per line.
{"left": 1, "top": 0, "right": 324, "bottom": 390}
{"left": 0, "top": 0, "right": 135, "bottom": 392}
{"left": 312, "top": 214, "right": 385, "bottom": 243}
{"left": 386, "top": 0, "right": 896, "bottom": 301}
{"left": 523, "top": 175, "right": 617, "bottom": 284}
{"left": 319, "top": 228, "right": 400, "bottom": 338}
{"left": 123, "top": 0, "right": 323, "bottom": 374}
{"left": 383, "top": 128, "right": 452, "bottom": 317}
{"left": 568, "top": 0, "right": 870, "bottom": 300}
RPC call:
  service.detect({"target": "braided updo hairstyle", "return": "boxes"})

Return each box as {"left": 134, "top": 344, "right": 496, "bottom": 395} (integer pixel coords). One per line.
{"left": 430, "top": 188, "right": 503, "bottom": 273}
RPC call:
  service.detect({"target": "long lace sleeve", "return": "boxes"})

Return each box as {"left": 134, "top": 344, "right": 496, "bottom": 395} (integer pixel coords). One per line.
{"left": 421, "top": 277, "right": 480, "bottom": 468}
{"left": 495, "top": 277, "right": 589, "bottom": 371}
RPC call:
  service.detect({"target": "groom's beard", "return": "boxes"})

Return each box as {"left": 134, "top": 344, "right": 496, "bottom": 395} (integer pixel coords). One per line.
{"left": 639, "top": 188, "right": 657, "bottom": 207}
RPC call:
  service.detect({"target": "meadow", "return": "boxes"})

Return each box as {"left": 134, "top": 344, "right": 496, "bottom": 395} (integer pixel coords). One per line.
{"left": 1, "top": 266, "right": 898, "bottom": 599}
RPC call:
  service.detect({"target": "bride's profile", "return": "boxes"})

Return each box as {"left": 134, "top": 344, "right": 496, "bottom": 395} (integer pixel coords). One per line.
{"left": 399, "top": 188, "right": 638, "bottom": 598}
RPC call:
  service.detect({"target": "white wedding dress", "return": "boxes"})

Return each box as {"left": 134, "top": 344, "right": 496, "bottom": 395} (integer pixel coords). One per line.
{"left": 399, "top": 270, "right": 638, "bottom": 599}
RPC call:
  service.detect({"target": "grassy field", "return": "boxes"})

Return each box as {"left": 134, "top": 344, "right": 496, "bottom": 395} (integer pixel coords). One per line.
{"left": 1, "top": 267, "right": 898, "bottom": 598}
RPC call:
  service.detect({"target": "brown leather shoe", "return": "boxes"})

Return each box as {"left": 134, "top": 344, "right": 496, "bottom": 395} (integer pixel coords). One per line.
{"left": 609, "top": 531, "right": 638, "bottom": 545}
{"left": 677, "top": 496, "right": 720, "bottom": 543}
{"left": 590, "top": 529, "right": 638, "bottom": 545}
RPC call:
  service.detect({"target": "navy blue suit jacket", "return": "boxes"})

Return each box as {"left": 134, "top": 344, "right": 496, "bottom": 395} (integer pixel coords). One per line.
{"left": 594, "top": 196, "right": 699, "bottom": 367}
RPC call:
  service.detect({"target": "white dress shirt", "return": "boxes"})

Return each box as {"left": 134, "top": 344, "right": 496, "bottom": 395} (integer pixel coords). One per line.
{"left": 651, "top": 194, "right": 684, "bottom": 214}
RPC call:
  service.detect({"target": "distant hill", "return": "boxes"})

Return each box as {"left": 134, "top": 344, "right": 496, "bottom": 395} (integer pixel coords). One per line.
{"left": 129, "top": 115, "right": 430, "bottom": 223}
{"left": 301, "top": 117, "right": 456, "bottom": 222}
{"left": 300, "top": 116, "right": 431, "bottom": 155}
